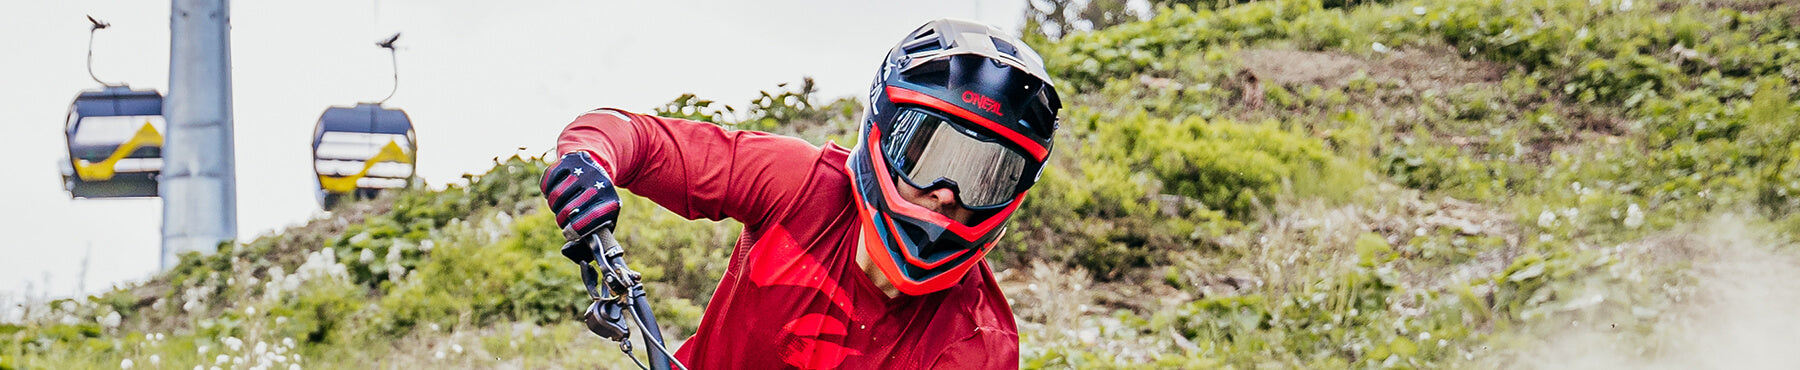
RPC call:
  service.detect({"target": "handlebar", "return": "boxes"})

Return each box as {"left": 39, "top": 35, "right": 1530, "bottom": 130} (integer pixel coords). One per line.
{"left": 562, "top": 228, "right": 684, "bottom": 370}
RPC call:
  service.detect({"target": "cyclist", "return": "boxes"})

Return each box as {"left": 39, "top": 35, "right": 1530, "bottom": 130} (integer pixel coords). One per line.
{"left": 542, "top": 18, "right": 1061, "bottom": 369}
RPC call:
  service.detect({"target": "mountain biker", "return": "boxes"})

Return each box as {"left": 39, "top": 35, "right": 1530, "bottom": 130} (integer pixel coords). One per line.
{"left": 542, "top": 18, "right": 1061, "bottom": 369}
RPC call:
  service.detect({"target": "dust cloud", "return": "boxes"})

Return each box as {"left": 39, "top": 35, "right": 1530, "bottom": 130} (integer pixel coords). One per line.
{"left": 1523, "top": 215, "right": 1800, "bottom": 370}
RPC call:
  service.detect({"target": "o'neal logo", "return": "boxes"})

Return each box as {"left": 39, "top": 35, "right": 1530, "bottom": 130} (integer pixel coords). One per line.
{"left": 961, "top": 91, "right": 1002, "bottom": 116}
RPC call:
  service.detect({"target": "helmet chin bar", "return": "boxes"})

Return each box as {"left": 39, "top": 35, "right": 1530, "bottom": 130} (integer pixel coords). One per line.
{"left": 855, "top": 202, "right": 994, "bottom": 296}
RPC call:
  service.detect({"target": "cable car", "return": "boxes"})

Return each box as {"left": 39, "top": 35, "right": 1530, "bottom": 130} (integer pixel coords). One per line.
{"left": 313, "top": 103, "right": 416, "bottom": 208}
{"left": 60, "top": 17, "right": 166, "bottom": 199}
{"left": 61, "top": 86, "right": 166, "bottom": 198}
{"left": 313, "top": 32, "right": 416, "bottom": 209}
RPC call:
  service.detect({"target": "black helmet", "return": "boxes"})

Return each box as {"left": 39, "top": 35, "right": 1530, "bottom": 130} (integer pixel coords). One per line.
{"left": 847, "top": 18, "right": 1062, "bottom": 295}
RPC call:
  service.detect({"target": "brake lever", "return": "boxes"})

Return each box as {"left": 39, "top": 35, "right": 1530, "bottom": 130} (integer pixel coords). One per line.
{"left": 568, "top": 235, "right": 634, "bottom": 341}
{"left": 584, "top": 299, "right": 631, "bottom": 341}
{"left": 567, "top": 229, "right": 688, "bottom": 370}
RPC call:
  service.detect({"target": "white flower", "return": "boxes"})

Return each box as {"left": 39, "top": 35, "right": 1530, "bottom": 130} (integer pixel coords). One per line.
{"left": 256, "top": 341, "right": 269, "bottom": 355}
{"left": 1624, "top": 203, "right": 1645, "bottom": 229}
{"left": 1371, "top": 42, "right": 1391, "bottom": 53}
{"left": 290, "top": 364, "right": 302, "bottom": 370}
{"left": 283, "top": 337, "right": 297, "bottom": 348}
{"left": 276, "top": 316, "right": 289, "bottom": 325}
{"left": 100, "top": 311, "right": 122, "bottom": 329}
{"left": 149, "top": 355, "right": 160, "bottom": 366}
{"left": 217, "top": 354, "right": 231, "bottom": 364}
{"left": 1412, "top": 6, "right": 1426, "bottom": 15}
{"left": 1621, "top": 0, "right": 1634, "bottom": 11}
{"left": 225, "top": 336, "right": 244, "bottom": 351}
{"left": 452, "top": 344, "right": 463, "bottom": 354}
{"left": 1537, "top": 210, "right": 1556, "bottom": 228}
{"left": 359, "top": 249, "right": 376, "bottom": 263}
{"left": 434, "top": 350, "right": 446, "bottom": 360}
{"left": 121, "top": 359, "right": 134, "bottom": 369}
{"left": 194, "top": 366, "right": 204, "bottom": 370}
{"left": 429, "top": 323, "right": 440, "bottom": 332}
{"left": 198, "top": 345, "right": 211, "bottom": 355}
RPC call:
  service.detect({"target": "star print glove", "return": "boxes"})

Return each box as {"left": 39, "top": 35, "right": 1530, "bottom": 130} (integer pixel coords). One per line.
{"left": 542, "top": 151, "right": 623, "bottom": 241}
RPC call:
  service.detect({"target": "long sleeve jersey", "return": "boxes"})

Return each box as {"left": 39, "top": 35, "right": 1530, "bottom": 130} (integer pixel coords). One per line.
{"left": 556, "top": 109, "right": 1018, "bottom": 369}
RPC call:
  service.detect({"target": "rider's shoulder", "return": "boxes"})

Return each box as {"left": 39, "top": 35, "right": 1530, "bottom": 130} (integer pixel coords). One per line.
{"left": 820, "top": 142, "right": 850, "bottom": 165}
{"left": 577, "top": 107, "right": 636, "bottom": 122}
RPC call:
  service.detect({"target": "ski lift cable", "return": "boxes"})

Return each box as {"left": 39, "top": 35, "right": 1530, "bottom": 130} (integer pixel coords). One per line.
{"left": 377, "top": 32, "right": 400, "bottom": 105}
{"left": 85, "top": 15, "right": 119, "bottom": 87}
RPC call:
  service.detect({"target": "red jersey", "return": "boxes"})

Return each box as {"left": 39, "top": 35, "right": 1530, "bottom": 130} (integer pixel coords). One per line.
{"left": 557, "top": 109, "right": 1019, "bottom": 369}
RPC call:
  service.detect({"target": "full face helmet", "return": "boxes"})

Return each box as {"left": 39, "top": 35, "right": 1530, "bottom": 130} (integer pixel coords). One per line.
{"left": 847, "top": 18, "right": 1062, "bottom": 295}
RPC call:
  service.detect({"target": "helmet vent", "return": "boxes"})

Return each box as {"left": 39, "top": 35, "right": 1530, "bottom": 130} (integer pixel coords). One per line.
{"left": 902, "top": 29, "right": 944, "bottom": 55}
{"left": 990, "top": 36, "right": 1018, "bottom": 57}
{"left": 902, "top": 59, "right": 951, "bottom": 88}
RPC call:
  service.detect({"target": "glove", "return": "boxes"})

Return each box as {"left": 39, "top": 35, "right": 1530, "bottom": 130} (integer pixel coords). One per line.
{"left": 542, "top": 151, "right": 622, "bottom": 241}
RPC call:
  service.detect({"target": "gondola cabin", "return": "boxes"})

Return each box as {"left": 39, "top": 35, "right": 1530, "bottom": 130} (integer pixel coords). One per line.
{"left": 61, "top": 86, "right": 165, "bottom": 198}
{"left": 313, "top": 103, "right": 416, "bottom": 208}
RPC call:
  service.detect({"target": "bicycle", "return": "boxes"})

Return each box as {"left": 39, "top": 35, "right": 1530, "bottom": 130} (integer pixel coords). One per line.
{"left": 561, "top": 229, "right": 689, "bottom": 370}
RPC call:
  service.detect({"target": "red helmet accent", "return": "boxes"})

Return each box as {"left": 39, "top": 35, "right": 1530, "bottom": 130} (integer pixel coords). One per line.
{"left": 885, "top": 86, "right": 1047, "bottom": 161}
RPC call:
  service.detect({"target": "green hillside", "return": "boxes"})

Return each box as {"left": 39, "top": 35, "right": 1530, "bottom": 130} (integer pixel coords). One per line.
{"left": 7, "top": 0, "right": 1800, "bottom": 368}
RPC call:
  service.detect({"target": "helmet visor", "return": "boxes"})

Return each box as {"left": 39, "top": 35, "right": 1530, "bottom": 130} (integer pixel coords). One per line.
{"left": 884, "top": 107, "right": 1031, "bottom": 209}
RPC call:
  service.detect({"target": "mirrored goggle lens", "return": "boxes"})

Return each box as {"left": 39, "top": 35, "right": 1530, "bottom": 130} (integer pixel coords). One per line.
{"left": 885, "top": 108, "right": 1030, "bottom": 208}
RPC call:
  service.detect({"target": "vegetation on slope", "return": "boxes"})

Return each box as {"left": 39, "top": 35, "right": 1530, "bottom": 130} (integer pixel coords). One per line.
{"left": 5, "top": 0, "right": 1799, "bottom": 368}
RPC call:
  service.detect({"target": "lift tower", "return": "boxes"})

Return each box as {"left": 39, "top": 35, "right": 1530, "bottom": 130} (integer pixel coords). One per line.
{"left": 161, "top": 0, "right": 237, "bottom": 269}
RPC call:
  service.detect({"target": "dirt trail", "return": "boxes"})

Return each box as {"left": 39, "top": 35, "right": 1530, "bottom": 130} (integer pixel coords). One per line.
{"left": 1526, "top": 216, "right": 1800, "bottom": 369}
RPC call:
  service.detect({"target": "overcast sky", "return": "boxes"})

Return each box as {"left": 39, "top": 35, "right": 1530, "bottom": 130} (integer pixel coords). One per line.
{"left": 0, "top": 0, "right": 1028, "bottom": 305}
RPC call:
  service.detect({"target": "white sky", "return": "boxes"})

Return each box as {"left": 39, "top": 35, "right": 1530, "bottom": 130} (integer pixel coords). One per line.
{"left": 0, "top": 0, "right": 1028, "bottom": 303}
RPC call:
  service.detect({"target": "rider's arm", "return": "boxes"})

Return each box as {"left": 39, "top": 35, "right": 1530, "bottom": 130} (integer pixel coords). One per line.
{"left": 555, "top": 108, "right": 813, "bottom": 228}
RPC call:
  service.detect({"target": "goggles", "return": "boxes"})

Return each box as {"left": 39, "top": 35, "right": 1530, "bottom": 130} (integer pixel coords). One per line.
{"left": 882, "top": 107, "right": 1034, "bottom": 209}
